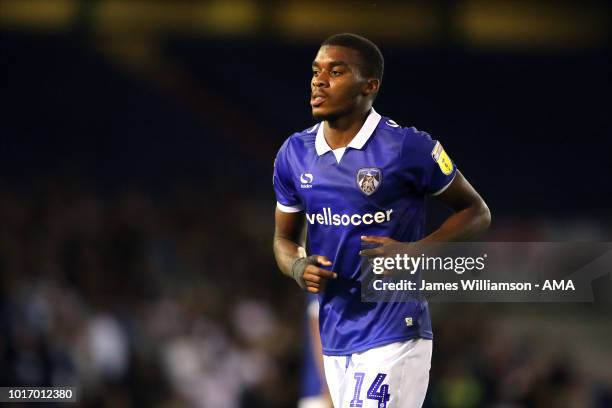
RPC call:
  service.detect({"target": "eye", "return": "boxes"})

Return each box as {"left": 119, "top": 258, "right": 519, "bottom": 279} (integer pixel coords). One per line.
{"left": 312, "top": 69, "right": 320, "bottom": 77}
{"left": 331, "top": 70, "right": 342, "bottom": 76}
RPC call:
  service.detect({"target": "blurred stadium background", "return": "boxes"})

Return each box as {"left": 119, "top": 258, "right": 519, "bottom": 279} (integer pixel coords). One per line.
{"left": 1, "top": 0, "right": 611, "bottom": 407}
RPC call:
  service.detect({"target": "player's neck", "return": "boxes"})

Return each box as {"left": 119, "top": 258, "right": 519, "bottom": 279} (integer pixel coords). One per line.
{"left": 323, "top": 109, "right": 370, "bottom": 150}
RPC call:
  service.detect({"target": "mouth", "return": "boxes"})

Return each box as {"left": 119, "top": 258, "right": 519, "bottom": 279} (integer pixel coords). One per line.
{"left": 310, "top": 94, "right": 327, "bottom": 107}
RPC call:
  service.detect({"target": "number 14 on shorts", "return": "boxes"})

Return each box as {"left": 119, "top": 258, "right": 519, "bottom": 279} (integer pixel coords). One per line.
{"left": 350, "top": 372, "right": 390, "bottom": 408}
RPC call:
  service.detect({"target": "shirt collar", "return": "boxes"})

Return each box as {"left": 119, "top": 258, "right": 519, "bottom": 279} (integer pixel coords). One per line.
{"left": 314, "top": 108, "right": 382, "bottom": 156}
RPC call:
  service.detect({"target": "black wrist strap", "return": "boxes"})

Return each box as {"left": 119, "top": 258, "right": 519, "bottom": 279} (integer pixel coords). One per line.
{"left": 291, "top": 255, "right": 319, "bottom": 289}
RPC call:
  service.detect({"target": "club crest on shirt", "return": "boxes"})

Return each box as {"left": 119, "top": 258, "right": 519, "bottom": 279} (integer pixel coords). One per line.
{"left": 356, "top": 168, "right": 382, "bottom": 196}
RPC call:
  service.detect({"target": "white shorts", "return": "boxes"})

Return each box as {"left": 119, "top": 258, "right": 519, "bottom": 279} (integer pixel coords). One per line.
{"left": 323, "top": 338, "right": 432, "bottom": 408}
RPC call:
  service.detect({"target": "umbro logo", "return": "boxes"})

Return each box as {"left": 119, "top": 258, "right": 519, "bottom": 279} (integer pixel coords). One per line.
{"left": 300, "top": 173, "right": 313, "bottom": 188}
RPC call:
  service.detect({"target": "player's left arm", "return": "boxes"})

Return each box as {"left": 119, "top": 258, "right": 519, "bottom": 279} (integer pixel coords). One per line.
{"left": 421, "top": 170, "right": 491, "bottom": 242}
{"left": 361, "top": 170, "right": 490, "bottom": 252}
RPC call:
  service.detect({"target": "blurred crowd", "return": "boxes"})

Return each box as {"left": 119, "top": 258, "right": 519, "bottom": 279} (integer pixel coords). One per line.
{"left": 427, "top": 306, "right": 612, "bottom": 408}
{"left": 0, "top": 183, "right": 610, "bottom": 407}
{"left": 0, "top": 182, "right": 301, "bottom": 407}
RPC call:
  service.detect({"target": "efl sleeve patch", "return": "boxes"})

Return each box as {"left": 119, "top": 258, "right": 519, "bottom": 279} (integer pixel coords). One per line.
{"left": 431, "top": 141, "right": 454, "bottom": 175}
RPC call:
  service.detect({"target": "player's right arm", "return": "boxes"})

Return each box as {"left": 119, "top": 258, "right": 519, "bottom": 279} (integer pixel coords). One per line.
{"left": 273, "top": 208, "right": 337, "bottom": 293}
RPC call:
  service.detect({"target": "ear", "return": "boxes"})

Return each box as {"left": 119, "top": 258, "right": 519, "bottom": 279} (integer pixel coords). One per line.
{"left": 362, "top": 78, "right": 380, "bottom": 97}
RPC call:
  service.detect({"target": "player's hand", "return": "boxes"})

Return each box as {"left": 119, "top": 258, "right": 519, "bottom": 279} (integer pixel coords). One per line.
{"left": 360, "top": 236, "right": 415, "bottom": 277}
{"left": 359, "top": 235, "right": 401, "bottom": 257}
{"left": 292, "top": 255, "right": 338, "bottom": 293}
{"left": 360, "top": 236, "right": 430, "bottom": 277}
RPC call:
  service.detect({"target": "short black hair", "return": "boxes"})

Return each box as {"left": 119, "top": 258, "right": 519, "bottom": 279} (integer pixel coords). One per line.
{"left": 321, "top": 33, "right": 384, "bottom": 82}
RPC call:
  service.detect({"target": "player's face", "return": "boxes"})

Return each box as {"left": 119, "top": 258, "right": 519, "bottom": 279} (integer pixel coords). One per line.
{"left": 311, "top": 45, "right": 370, "bottom": 121}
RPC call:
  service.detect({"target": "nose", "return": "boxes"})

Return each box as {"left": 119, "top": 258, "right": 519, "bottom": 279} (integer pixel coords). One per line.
{"left": 312, "top": 72, "right": 329, "bottom": 88}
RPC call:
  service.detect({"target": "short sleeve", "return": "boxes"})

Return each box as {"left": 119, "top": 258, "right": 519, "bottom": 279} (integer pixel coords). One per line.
{"left": 404, "top": 129, "right": 458, "bottom": 196}
{"left": 273, "top": 138, "right": 304, "bottom": 211}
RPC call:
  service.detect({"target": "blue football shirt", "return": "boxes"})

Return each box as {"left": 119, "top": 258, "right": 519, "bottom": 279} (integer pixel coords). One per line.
{"left": 273, "top": 108, "right": 457, "bottom": 355}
